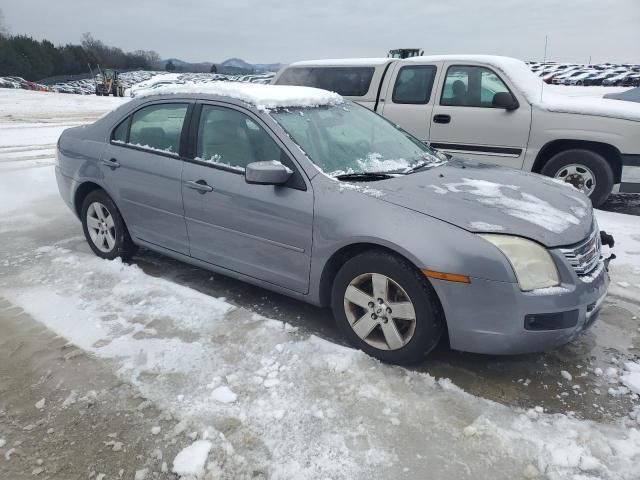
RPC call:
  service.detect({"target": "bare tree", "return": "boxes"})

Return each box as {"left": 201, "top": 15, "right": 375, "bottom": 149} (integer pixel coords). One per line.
{"left": 0, "top": 8, "right": 9, "bottom": 37}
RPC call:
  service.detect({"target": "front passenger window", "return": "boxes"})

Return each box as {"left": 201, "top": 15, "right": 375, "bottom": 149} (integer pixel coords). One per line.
{"left": 128, "top": 103, "right": 188, "bottom": 154}
{"left": 197, "top": 105, "right": 283, "bottom": 170}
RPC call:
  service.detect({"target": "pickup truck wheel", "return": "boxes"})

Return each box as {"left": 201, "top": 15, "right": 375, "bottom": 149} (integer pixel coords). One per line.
{"left": 541, "top": 149, "right": 613, "bottom": 207}
{"left": 331, "top": 251, "right": 444, "bottom": 365}
{"left": 81, "top": 190, "right": 137, "bottom": 261}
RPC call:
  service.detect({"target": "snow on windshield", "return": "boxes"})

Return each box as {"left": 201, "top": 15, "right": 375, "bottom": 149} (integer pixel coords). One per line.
{"left": 135, "top": 81, "right": 344, "bottom": 112}
{"left": 271, "top": 104, "right": 446, "bottom": 177}
{"left": 436, "top": 178, "right": 581, "bottom": 233}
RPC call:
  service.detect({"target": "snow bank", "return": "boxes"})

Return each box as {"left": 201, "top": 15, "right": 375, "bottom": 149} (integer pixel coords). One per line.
{"left": 173, "top": 440, "right": 213, "bottom": 479}
{"left": 135, "top": 81, "right": 344, "bottom": 112}
{"left": 407, "top": 55, "right": 640, "bottom": 122}
{"left": 621, "top": 362, "right": 640, "bottom": 395}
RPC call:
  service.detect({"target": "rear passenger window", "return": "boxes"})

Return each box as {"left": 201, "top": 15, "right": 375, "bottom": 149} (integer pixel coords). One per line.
{"left": 128, "top": 103, "right": 188, "bottom": 154}
{"left": 392, "top": 65, "right": 437, "bottom": 104}
{"left": 441, "top": 65, "right": 510, "bottom": 107}
{"left": 278, "top": 67, "right": 374, "bottom": 97}
{"left": 112, "top": 118, "right": 129, "bottom": 142}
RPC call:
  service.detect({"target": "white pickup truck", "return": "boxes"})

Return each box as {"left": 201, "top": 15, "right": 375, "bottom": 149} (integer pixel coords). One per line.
{"left": 273, "top": 55, "right": 640, "bottom": 206}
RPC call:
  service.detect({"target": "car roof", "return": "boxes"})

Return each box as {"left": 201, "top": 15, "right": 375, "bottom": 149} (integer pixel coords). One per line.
{"left": 131, "top": 81, "right": 345, "bottom": 111}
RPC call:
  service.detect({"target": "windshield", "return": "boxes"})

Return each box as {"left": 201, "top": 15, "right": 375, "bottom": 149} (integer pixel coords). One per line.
{"left": 270, "top": 102, "right": 446, "bottom": 177}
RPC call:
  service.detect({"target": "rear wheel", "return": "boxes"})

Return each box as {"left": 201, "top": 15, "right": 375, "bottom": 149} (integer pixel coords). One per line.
{"left": 331, "top": 250, "right": 444, "bottom": 365}
{"left": 81, "top": 190, "right": 137, "bottom": 261}
{"left": 541, "top": 148, "right": 614, "bottom": 207}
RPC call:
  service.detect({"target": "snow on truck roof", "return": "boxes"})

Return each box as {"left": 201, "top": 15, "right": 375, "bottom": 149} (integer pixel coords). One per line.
{"left": 135, "top": 81, "right": 344, "bottom": 111}
{"left": 286, "top": 54, "right": 640, "bottom": 122}
{"left": 290, "top": 58, "right": 393, "bottom": 67}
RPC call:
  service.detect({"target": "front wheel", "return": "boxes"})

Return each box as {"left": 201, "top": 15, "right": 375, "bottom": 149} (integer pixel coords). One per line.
{"left": 541, "top": 149, "right": 614, "bottom": 208}
{"left": 81, "top": 190, "right": 137, "bottom": 261}
{"left": 331, "top": 251, "right": 444, "bottom": 365}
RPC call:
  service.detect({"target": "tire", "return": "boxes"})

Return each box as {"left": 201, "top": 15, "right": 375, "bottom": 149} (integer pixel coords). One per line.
{"left": 540, "top": 149, "right": 614, "bottom": 208}
{"left": 331, "top": 250, "right": 444, "bottom": 365}
{"left": 81, "top": 189, "right": 137, "bottom": 261}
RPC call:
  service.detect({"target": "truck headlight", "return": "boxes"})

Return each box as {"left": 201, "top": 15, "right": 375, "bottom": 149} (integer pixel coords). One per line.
{"left": 480, "top": 234, "right": 560, "bottom": 291}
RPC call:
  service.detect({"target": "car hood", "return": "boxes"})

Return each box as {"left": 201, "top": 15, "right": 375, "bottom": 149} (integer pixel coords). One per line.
{"left": 360, "top": 160, "right": 594, "bottom": 248}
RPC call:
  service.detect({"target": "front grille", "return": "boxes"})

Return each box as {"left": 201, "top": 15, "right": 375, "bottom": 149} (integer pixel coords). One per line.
{"left": 560, "top": 227, "right": 601, "bottom": 277}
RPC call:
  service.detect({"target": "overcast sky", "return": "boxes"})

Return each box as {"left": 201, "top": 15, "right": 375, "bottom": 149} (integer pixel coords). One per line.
{"left": 3, "top": 0, "right": 639, "bottom": 64}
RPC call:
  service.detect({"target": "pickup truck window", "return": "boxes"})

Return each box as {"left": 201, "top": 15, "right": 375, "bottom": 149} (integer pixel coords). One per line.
{"left": 441, "top": 65, "right": 510, "bottom": 108}
{"left": 392, "top": 65, "right": 437, "bottom": 104}
{"left": 277, "top": 67, "right": 375, "bottom": 97}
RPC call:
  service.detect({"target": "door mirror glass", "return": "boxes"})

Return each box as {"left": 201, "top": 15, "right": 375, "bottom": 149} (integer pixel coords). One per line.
{"left": 492, "top": 91, "right": 519, "bottom": 110}
{"left": 245, "top": 161, "right": 293, "bottom": 185}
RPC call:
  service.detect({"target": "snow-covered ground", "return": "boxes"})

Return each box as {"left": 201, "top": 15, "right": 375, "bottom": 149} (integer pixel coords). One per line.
{"left": 1, "top": 89, "right": 639, "bottom": 479}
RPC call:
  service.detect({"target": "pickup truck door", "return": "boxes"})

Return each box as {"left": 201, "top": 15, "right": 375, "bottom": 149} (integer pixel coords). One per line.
{"left": 428, "top": 62, "right": 532, "bottom": 168}
{"left": 378, "top": 61, "right": 442, "bottom": 141}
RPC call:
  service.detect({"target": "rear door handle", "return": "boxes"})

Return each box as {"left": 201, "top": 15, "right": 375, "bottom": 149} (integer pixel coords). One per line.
{"left": 102, "top": 158, "right": 121, "bottom": 169}
{"left": 185, "top": 180, "right": 214, "bottom": 193}
{"left": 433, "top": 114, "right": 451, "bottom": 124}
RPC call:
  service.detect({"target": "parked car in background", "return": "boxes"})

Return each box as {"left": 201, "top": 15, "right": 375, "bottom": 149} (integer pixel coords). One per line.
{"left": 603, "top": 72, "right": 634, "bottom": 86}
{"left": 56, "top": 83, "right": 612, "bottom": 364}
{"left": 274, "top": 55, "right": 640, "bottom": 205}
{"left": 566, "top": 71, "right": 599, "bottom": 86}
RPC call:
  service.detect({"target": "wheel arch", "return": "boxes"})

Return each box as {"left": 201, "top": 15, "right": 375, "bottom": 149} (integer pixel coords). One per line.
{"left": 318, "top": 242, "right": 442, "bottom": 311}
{"left": 532, "top": 139, "right": 622, "bottom": 183}
{"left": 73, "top": 181, "right": 108, "bottom": 217}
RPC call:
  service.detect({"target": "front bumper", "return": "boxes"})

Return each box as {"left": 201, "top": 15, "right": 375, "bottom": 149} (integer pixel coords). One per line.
{"left": 430, "top": 250, "right": 610, "bottom": 355}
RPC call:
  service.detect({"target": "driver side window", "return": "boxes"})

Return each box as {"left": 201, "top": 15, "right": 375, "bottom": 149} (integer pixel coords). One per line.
{"left": 441, "top": 65, "right": 510, "bottom": 108}
{"left": 197, "top": 105, "right": 282, "bottom": 170}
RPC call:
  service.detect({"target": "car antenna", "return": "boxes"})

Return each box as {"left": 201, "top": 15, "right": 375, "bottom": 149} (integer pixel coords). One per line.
{"left": 540, "top": 35, "right": 548, "bottom": 103}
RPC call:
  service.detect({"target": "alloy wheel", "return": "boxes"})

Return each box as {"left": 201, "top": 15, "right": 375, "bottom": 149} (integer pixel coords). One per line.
{"left": 343, "top": 273, "right": 417, "bottom": 351}
{"left": 86, "top": 202, "right": 116, "bottom": 253}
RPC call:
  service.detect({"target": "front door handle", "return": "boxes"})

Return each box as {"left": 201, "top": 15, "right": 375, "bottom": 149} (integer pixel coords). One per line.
{"left": 185, "top": 180, "right": 214, "bottom": 193}
{"left": 433, "top": 114, "right": 451, "bottom": 124}
{"left": 102, "top": 158, "right": 121, "bottom": 169}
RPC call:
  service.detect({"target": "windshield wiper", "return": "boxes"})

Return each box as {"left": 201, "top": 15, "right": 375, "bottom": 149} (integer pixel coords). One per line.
{"left": 405, "top": 158, "right": 448, "bottom": 174}
{"left": 333, "top": 172, "right": 393, "bottom": 181}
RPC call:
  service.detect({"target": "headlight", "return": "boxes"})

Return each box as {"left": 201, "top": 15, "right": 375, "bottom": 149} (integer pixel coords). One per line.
{"left": 480, "top": 234, "right": 559, "bottom": 291}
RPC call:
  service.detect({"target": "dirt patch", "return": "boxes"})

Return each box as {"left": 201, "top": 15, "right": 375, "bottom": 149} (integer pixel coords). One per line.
{"left": 0, "top": 298, "right": 194, "bottom": 480}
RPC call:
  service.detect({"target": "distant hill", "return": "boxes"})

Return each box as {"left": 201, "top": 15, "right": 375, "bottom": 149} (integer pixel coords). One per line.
{"left": 158, "top": 57, "right": 283, "bottom": 74}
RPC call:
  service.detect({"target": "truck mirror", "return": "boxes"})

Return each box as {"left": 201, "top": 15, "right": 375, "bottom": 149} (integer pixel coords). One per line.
{"left": 492, "top": 92, "right": 519, "bottom": 110}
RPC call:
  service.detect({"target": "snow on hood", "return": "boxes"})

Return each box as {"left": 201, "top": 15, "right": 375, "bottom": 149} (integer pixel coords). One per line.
{"left": 135, "top": 81, "right": 344, "bottom": 111}
{"left": 342, "top": 159, "right": 594, "bottom": 248}
{"left": 408, "top": 55, "right": 640, "bottom": 122}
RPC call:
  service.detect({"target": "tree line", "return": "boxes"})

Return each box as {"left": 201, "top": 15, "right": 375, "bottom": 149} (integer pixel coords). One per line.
{"left": 0, "top": 31, "right": 161, "bottom": 81}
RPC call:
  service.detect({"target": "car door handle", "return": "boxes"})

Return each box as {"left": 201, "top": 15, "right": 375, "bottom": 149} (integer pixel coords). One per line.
{"left": 433, "top": 114, "right": 451, "bottom": 124}
{"left": 185, "top": 180, "right": 214, "bottom": 193}
{"left": 102, "top": 158, "right": 121, "bottom": 169}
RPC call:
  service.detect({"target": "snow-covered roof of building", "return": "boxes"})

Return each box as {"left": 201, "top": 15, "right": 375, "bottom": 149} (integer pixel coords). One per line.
{"left": 134, "top": 81, "right": 344, "bottom": 111}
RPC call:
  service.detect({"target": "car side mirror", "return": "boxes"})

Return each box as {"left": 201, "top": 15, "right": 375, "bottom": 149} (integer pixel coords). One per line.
{"left": 492, "top": 92, "right": 519, "bottom": 110}
{"left": 245, "top": 161, "right": 293, "bottom": 185}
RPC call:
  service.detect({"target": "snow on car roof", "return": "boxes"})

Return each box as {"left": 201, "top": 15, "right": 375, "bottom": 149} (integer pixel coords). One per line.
{"left": 406, "top": 54, "right": 640, "bottom": 122}
{"left": 134, "top": 81, "right": 344, "bottom": 111}
{"left": 289, "top": 58, "right": 393, "bottom": 67}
